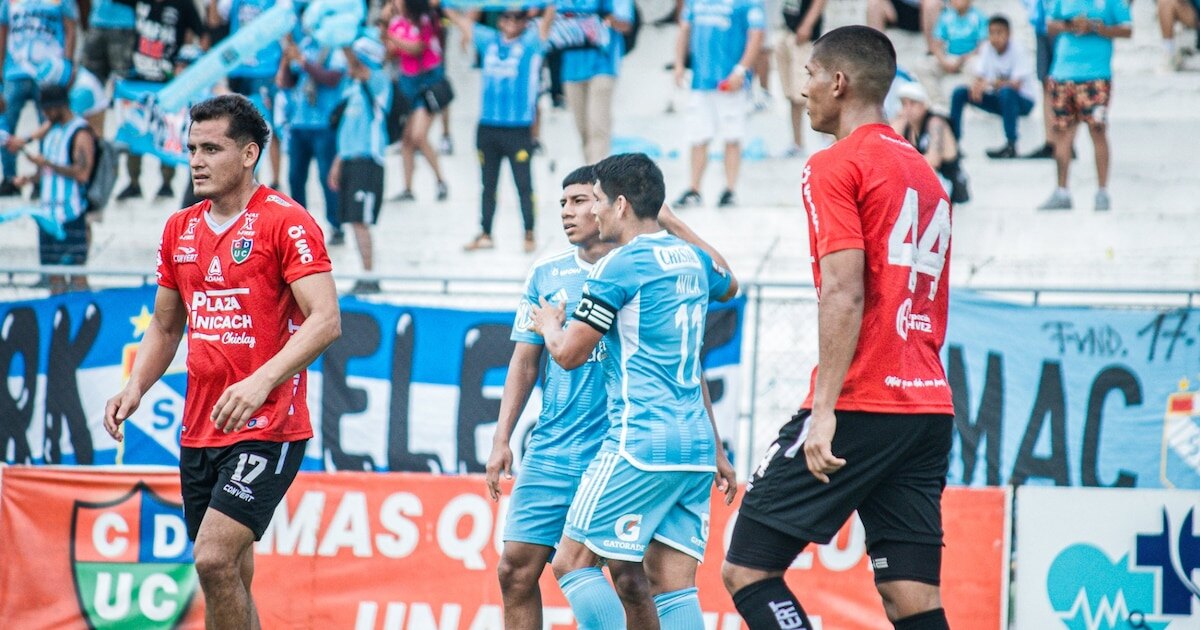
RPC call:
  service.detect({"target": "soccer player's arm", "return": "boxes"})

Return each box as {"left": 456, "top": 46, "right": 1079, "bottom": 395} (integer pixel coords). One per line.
{"left": 658, "top": 203, "right": 739, "bottom": 301}
{"left": 210, "top": 215, "right": 342, "bottom": 432}
{"left": 104, "top": 230, "right": 189, "bottom": 440}
{"left": 805, "top": 158, "right": 865, "bottom": 483}
{"left": 535, "top": 257, "right": 629, "bottom": 370}
{"left": 701, "top": 377, "right": 737, "bottom": 504}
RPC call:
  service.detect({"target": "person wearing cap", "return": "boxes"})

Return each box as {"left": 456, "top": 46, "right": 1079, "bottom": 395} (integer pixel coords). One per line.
{"left": 0, "top": 0, "right": 79, "bottom": 197}
{"left": 13, "top": 84, "right": 97, "bottom": 294}
{"left": 328, "top": 34, "right": 390, "bottom": 295}
{"left": 445, "top": 6, "right": 555, "bottom": 254}
{"left": 893, "top": 81, "right": 967, "bottom": 203}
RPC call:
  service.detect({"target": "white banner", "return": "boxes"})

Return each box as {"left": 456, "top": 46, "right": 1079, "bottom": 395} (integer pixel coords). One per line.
{"left": 1015, "top": 486, "right": 1200, "bottom": 629}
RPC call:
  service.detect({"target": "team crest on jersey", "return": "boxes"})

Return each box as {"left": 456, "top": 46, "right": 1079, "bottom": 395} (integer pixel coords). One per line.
{"left": 71, "top": 483, "right": 198, "bottom": 628}
{"left": 231, "top": 238, "right": 253, "bottom": 264}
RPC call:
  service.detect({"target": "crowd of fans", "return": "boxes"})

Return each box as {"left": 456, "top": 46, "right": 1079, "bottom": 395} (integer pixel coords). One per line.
{"left": 0, "top": 0, "right": 1190, "bottom": 293}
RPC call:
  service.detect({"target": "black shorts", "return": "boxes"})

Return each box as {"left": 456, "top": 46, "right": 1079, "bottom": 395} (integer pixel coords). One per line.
{"left": 180, "top": 439, "right": 307, "bottom": 541}
{"left": 337, "top": 158, "right": 384, "bottom": 225}
{"left": 39, "top": 213, "right": 89, "bottom": 266}
{"left": 890, "top": 0, "right": 923, "bottom": 32}
{"left": 737, "top": 410, "right": 952, "bottom": 551}
{"left": 1036, "top": 33, "right": 1056, "bottom": 83}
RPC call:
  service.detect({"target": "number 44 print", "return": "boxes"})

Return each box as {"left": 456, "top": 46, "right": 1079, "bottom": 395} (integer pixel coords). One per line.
{"left": 888, "top": 189, "right": 951, "bottom": 300}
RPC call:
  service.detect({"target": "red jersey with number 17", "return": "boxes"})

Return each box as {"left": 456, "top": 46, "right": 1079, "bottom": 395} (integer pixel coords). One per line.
{"left": 155, "top": 185, "right": 333, "bottom": 448}
{"left": 799, "top": 123, "right": 954, "bottom": 414}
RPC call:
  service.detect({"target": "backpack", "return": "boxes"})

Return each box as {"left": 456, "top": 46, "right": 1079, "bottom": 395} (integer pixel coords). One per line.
{"left": 70, "top": 126, "right": 118, "bottom": 212}
{"left": 383, "top": 86, "right": 412, "bottom": 145}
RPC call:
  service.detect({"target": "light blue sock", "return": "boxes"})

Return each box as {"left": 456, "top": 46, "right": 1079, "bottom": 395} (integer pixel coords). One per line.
{"left": 654, "top": 586, "right": 703, "bottom": 630}
{"left": 558, "top": 567, "right": 627, "bottom": 630}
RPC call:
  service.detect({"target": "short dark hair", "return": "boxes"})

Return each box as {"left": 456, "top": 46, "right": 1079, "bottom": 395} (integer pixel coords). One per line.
{"left": 189, "top": 94, "right": 271, "bottom": 160}
{"left": 592, "top": 153, "right": 664, "bottom": 221}
{"left": 989, "top": 14, "right": 1010, "bottom": 30}
{"left": 811, "top": 25, "right": 897, "bottom": 105}
{"left": 562, "top": 165, "right": 595, "bottom": 189}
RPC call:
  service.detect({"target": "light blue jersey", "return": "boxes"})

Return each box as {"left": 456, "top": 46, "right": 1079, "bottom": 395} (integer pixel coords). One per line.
{"left": 336, "top": 66, "right": 391, "bottom": 163}
{"left": 227, "top": 0, "right": 284, "bottom": 79}
{"left": 288, "top": 37, "right": 347, "bottom": 129}
{"left": 0, "top": 0, "right": 78, "bottom": 81}
{"left": 683, "top": 0, "right": 765, "bottom": 91}
{"left": 89, "top": 0, "right": 134, "bottom": 29}
{"left": 40, "top": 117, "right": 89, "bottom": 224}
{"left": 574, "top": 231, "right": 732, "bottom": 472}
{"left": 474, "top": 23, "right": 545, "bottom": 127}
{"left": 934, "top": 7, "right": 988, "bottom": 56}
{"left": 1049, "top": 0, "right": 1130, "bottom": 81}
{"left": 556, "top": 0, "right": 632, "bottom": 82}
{"left": 512, "top": 248, "right": 609, "bottom": 475}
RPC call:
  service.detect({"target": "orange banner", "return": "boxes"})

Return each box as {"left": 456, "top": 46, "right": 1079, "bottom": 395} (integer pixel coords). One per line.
{"left": 0, "top": 467, "right": 1008, "bottom": 629}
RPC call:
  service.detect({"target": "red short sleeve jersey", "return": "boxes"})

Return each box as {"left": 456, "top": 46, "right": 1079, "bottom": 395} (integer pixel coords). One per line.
{"left": 155, "top": 185, "right": 333, "bottom": 447}
{"left": 800, "top": 123, "right": 954, "bottom": 414}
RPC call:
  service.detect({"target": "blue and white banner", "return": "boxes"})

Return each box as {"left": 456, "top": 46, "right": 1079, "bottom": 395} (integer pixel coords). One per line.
{"left": 0, "top": 286, "right": 744, "bottom": 473}
{"left": 1014, "top": 486, "right": 1200, "bottom": 628}
{"left": 946, "top": 292, "right": 1200, "bottom": 489}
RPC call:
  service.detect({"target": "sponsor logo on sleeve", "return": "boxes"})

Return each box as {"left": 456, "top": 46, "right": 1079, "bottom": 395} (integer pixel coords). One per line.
{"left": 287, "top": 225, "right": 315, "bottom": 264}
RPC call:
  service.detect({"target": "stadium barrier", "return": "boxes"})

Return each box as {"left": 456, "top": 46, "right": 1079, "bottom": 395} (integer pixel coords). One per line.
{"left": 0, "top": 466, "right": 1009, "bottom": 630}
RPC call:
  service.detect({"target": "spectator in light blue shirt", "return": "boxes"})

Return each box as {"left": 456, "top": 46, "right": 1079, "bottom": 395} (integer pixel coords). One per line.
{"left": 279, "top": 33, "right": 347, "bottom": 243}
{"left": 330, "top": 34, "right": 390, "bottom": 294}
{"left": 672, "top": 0, "right": 765, "bottom": 208}
{"left": 448, "top": 6, "right": 554, "bottom": 254}
{"left": 916, "top": 0, "right": 988, "bottom": 105}
{"left": 556, "top": 0, "right": 634, "bottom": 163}
{"left": 1037, "top": 0, "right": 1130, "bottom": 211}
{"left": 0, "top": 0, "right": 78, "bottom": 196}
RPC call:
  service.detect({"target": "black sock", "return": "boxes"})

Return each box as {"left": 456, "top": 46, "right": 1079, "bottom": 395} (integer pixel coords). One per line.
{"left": 732, "top": 577, "right": 813, "bottom": 630}
{"left": 894, "top": 608, "right": 949, "bottom": 630}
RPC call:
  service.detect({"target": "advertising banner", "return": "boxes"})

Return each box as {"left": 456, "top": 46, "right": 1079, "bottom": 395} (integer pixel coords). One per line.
{"left": 1014, "top": 486, "right": 1200, "bottom": 629}
{"left": 945, "top": 292, "right": 1200, "bottom": 489}
{"left": 0, "top": 287, "right": 743, "bottom": 473}
{"left": 0, "top": 467, "right": 1006, "bottom": 629}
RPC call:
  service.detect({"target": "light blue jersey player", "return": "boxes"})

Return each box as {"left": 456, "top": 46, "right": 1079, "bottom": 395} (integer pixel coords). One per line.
{"left": 532, "top": 153, "right": 739, "bottom": 630}
{"left": 486, "top": 165, "right": 622, "bottom": 630}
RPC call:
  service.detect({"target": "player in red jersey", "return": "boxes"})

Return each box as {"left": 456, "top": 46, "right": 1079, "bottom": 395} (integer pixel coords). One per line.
{"left": 722, "top": 26, "right": 954, "bottom": 630}
{"left": 103, "top": 95, "right": 341, "bottom": 629}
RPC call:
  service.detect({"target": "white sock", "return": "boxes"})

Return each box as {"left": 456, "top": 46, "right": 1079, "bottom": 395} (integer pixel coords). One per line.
{"left": 1165, "top": 41, "right": 1177, "bottom": 55}
{"left": 1057, "top": 187, "right": 1070, "bottom": 196}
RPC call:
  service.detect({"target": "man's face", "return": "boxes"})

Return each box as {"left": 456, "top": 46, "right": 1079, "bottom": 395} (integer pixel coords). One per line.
{"left": 900, "top": 97, "right": 928, "bottom": 124}
{"left": 41, "top": 104, "right": 69, "bottom": 124}
{"left": 498, "top": 12, "right": 528, "bottom": 39}
{"left": 591, "top": 181, "right": 619, "bottom": 242}
{"left": 561, "top": 182, "right": 599, "bottom": 245}
{"left": 802, "top": 57, "right": 837, "bottom": 135}
{"left": 187, "top": 118, "right": 256, "bottom": 200}
{"left": 988, "top": 23, "right": 1009, "bottom": 53}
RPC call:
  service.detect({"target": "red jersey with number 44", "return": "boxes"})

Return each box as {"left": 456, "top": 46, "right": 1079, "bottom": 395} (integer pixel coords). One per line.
{"left": 156, "top": 185, "right": 332, "bottom": 447}
{"left": 800, "top": 123, "right": 953, "bottom": 414}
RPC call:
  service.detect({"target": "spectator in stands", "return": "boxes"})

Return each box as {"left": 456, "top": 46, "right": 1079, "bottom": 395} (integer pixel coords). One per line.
{"left": 672, "top": 0, "right": 765, "bottom": 208}
{"left": 382, "top": 0, "right": 450, "bottom": 202}
{"left": 949, "top": 15, "right": 1038, "bottom": 159}
{"left": 894, "top": 81, "right": 968, "bottom": 203}
{"left": 330, "top": 35, "right": 390, "bottom": 294}
{"left": 446, "top": 6, "right": 553, "bottom": 254}
{"left": 775, "top": 0, "right": 826, "bottom": 158}
{"left": 1021, "top": 0, "right": 1060, "bottom": 158}
{"left": 278, "top": 31, "right": 346, "bottom": 244}
{"left": 212, "top": 0, "right": 284, "bottom": 188}
{"left": 114, "top": 0, "right": 207, "bottom": 201}
{"left": 1037, "top": 0, "right": 1131, "bottom": 211}
{"left": 556, "top": 0, "right": 634, "bottom": 164}
{"left": 15, "top": 85, "right": 96, "bottom": 294}
{"left": 1157, "top": 0, "right": 1198, "bottom": 71}
{"left": 82, "top": 0, "right": 136, "bottom": 133}
{"left": 916, "top": 0, "right": 988, "bottom": 106}
{"left": 0, "top": 0, "right": 78, "bottom": 197}
{"left": 867, "top": 0, "right": 941, "bottom": 54}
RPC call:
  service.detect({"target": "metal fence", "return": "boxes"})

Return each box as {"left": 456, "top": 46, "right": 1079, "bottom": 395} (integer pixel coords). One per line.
{"left": 4, "top": 266, "right": 1199, "bottom": 478}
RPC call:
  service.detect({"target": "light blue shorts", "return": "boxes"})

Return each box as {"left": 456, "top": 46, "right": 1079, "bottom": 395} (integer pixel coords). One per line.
{"left": 563, "top": 451, "right": 713, "bottom": 562}
{"left": 503, "top": 464, "right": 580, "bottom": 548}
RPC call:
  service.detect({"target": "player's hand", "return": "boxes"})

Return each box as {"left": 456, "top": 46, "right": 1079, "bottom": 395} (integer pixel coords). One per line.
{"left": 673, "top": 64, "right": 686, "bottom": 88}
{"left": 104, "top": 387, "right": 143, "bottom": 442}
{"left": 328, "top": 160, "right": 341, "bottom": 192}
{"left": 529, "top": 296, "right": 566, "bottom": 336}
{"left": 211, "top": 373, "right": 272, "bottom": 433}
{"left": 714, "top": 449, "right": 738, "bottom": 505}
{"left": 803, "top": 410, "right": 846, "bottom": 483}
{"left": 484, "top": 441, "right": 513, "bottom": 501}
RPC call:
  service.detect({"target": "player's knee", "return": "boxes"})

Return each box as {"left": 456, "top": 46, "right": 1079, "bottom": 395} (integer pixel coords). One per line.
{"left": 610, "top": 565, "right": 651, "bottom": 603}
{"left": 193, "top": 545, "right": 238, "bottom": 585}
{"left": 870, "top": 541, "right": 942, "bottom": 620}
{"left": 721, "top": 560, "right": 766, "bottom": 595}
{"left": 497, "top": 556, "right": 540, "bottom": 594}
